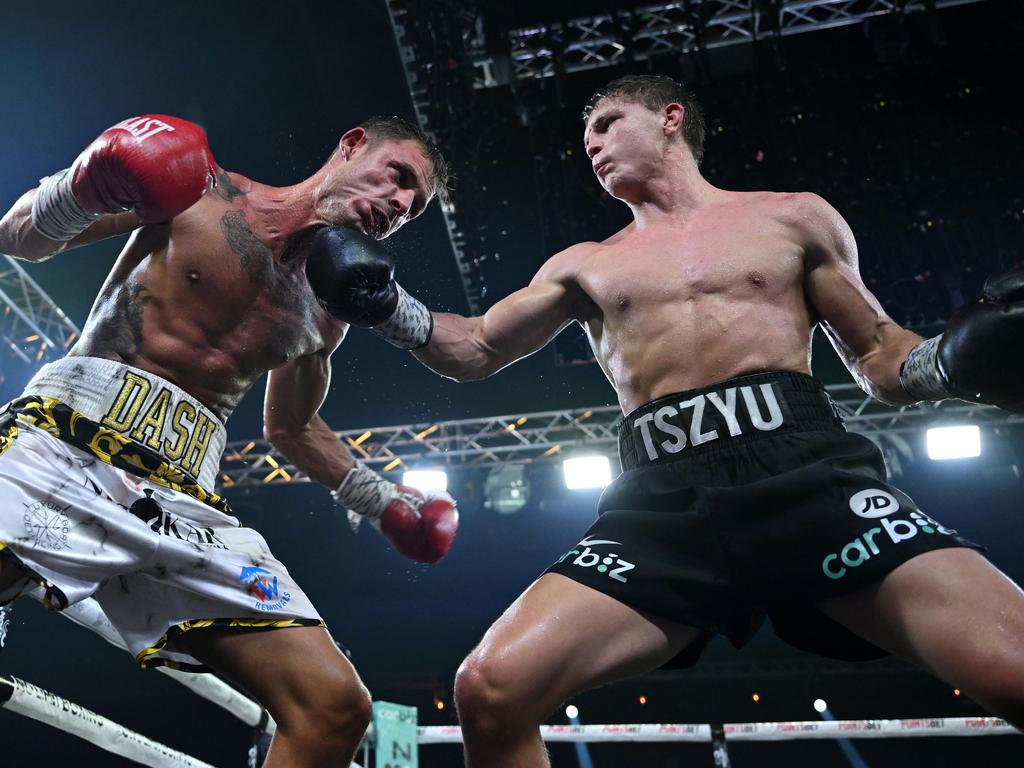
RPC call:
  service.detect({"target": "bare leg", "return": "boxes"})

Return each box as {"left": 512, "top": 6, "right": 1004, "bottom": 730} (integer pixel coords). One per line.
{"left": 818, "top": 548, "right": 1024, "bottom": 729}
{"left": 455, "top": 573, "right": 703, "bottom": 768}
{"left": 175, "top": 625, "right": 371, "bottom": 768}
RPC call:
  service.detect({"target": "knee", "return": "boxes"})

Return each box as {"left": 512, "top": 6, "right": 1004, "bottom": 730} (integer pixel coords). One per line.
{"left": 455, "top": 650, "right": 535, "bottom": 735}
{"left": 279, "top": 670, "right": 372, "bottom": 746}
{"left": 322, "top": 676, "right": 373, "bottom": 741}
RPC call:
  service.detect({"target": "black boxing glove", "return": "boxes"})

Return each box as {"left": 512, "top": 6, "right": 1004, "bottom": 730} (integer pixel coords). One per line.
{"left": 899, "top": 266, "right": 1024, "bottom": 412}
{"left": 306, "top": 226, "right": 433, "bottom": 350}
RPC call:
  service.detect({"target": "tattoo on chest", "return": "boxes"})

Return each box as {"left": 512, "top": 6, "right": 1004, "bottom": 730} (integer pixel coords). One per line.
{"left": 221, "top": 210, "right": 274, "bottom": 286}
{"left": 219, "top": 210, "right": 305, "bottom": 306}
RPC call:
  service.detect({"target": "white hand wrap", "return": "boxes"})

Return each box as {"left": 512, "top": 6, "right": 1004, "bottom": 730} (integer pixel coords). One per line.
{"left": 30, "top": 169, "right": 102, "bottom": 241}
{"left": 899, "top": 335, "right": 953, "bottom": 401}
{"left": 332, "top": 463, "right": 394, "bottom": 521}
{"left": 370, "top": 283, "right": 433, "bottom": 350}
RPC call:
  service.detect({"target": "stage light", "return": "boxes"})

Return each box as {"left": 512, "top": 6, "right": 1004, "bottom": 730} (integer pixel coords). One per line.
{"left": 813, "top": 698, "right": 828, "bottom": 713}
{"left": 484, "top": 464, "right": 530, "bottom": 514}
{"left": 752, "top": 693, "right": 761, "bottom": 703}
{"left": 638, "top": 695, "right": 647, "bottom": 705}
{"left": 565, "top": 704, "right": 579, "bottom": 719}
{"left": 402, "top": 469, "right": 448, "bottom": 492}
{"left": 953, "top": 688, "right": 961, "bottom": 697}
{"left": 926, "top": 425, "right": 980, "bottom": 460}
{"left": 563, "top": 456, "right": 611, "bottom": 490}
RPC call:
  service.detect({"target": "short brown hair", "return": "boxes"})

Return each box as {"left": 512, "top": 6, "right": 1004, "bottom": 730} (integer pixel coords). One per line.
{"left": 360, "top": 115, "right": 452, "bottom": 206}
{"left": 583, "top": 75, "right": 707, "bottom": 166}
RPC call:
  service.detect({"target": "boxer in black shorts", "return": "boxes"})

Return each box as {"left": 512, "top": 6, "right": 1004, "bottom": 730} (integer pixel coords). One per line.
{"left": 307, "top": 73, "right": 1024, "bottom": 767}
{"left": 548, "top": 370, "right": 982, "bottom": 667}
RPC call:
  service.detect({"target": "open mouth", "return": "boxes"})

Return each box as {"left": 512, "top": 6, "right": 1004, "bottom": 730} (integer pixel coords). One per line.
{"left": 361, "top": 205, "right": 390, "bottom": 239}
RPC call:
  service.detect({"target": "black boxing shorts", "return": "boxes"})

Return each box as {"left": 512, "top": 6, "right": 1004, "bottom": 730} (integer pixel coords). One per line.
{"left": 545, "top": 370, "right": 984, "bottom": 666}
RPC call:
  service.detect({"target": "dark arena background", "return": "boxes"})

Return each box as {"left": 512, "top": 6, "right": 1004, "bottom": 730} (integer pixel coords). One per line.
{"left": 2, "top": 0, "right": 1024, "bottom": 766}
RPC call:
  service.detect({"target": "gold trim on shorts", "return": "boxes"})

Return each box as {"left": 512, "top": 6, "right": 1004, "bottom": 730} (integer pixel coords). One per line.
{"left": 135, "top": 617, "right": 327, "bottom": 671}
{"left": 1, "top": 395, "right": 232, "bottom": 515}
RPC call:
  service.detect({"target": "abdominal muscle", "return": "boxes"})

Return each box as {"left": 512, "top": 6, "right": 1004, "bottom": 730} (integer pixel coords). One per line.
{"left": 587, "top": 288, "right": 815, "bottom": 415}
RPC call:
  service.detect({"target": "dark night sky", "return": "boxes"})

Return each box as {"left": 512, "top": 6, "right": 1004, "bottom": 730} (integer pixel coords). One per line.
{"left": 2, "top": 1, "right": 1024, "bottom": 767}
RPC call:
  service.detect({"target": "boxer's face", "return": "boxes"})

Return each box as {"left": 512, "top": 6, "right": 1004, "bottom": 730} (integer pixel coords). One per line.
{"left": 584, "top": 98, "right": 675, "bottom": 201}
{"left": 320, "top": 135, "right": 434, "bottom": 239}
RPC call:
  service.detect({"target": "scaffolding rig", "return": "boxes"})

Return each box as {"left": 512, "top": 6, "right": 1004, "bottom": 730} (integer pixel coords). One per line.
{"left": 384, "top": 0, "right": 987, "bottom": 313}
{"left": 0, "top": 255, "right": 80, "bottom": 366}
{"left": 219, "top": 383, "right": 1024, "bottom": 488}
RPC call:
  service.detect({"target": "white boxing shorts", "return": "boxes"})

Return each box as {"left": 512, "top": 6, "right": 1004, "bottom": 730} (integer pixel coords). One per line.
{"left": 0, "top": 357, "right": 323, "bottom": 671}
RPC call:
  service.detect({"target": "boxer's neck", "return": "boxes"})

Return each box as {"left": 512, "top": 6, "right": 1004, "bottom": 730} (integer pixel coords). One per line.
{"left": 242, "top": 180, "right": 321, "bottom": 243}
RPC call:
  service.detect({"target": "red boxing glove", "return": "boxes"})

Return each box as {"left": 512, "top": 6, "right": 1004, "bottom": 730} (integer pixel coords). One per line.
{"left": 71, "top": 115, "right": 217, "bottom": 222}
{"left": 380, "top": 486, "right": 459, "bottom": 564}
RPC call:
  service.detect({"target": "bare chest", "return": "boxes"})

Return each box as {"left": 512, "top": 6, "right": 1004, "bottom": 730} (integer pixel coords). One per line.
{"left": 162, "top": 210, "right": 328, "bottom": 361}
{"left": 579, "top": 219, "right": 804, "bottom": 319}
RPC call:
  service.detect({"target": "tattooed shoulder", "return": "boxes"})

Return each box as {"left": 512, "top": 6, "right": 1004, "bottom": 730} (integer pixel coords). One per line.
{"left": 220, "top": 210, "right": 274, "bottom": 285}
{"left": 212, "top": 171, "right": 249, "bottom": 202}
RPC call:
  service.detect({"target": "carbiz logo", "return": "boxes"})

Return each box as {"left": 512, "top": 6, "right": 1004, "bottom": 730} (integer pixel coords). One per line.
{"left": 558, "top": 537, "right": 635, "bottom": 583}
{"left": 822, "top": 490, "right": 953, "bottom": 580}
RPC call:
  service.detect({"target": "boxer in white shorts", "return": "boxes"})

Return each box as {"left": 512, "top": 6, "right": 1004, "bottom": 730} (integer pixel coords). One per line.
{"left": 0, "top": 113, "right": 457, "bottom": 767}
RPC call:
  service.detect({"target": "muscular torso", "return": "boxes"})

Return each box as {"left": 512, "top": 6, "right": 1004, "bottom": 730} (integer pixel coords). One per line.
{"left": 569, "top": 191, "right": 817, "bottom": 414}
{"left": 71, "top": 173, "right": 344, "bottom": 420}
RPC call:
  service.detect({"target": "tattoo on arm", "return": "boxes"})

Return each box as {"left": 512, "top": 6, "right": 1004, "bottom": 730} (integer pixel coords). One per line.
{"left": 220, "top": 210, "right": 273, "bottom": 285}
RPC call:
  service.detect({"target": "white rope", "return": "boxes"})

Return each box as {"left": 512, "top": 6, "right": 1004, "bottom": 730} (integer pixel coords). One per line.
{"left": 39, "top": 590, "right": 267, "bottom": 729}
{"left": 416, "top": 717, "right": 1019, "bottom": 744}
{"left": 0, "top": 675, "right": 217, "bottom": 767}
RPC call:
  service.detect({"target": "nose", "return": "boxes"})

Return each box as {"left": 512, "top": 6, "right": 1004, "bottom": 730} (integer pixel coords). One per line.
{"left": 586, "top": 138, "right": 602, "bottom": 159}
{"left": 388, "top": 188, "right": 415, "bottom": 218}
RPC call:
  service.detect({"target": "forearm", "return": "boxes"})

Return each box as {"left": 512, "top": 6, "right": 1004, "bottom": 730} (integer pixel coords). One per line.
{"left": 856, "top": 326, "right": 926, "bottom": 405}
{"left": 412, "top": 312, "right": 502, "bottom": 382}
{"left": 265, "top": 413, "right": 357, "bottom": 489}
{"left": 0, "top": 190, "right": 66, "bottom": 262}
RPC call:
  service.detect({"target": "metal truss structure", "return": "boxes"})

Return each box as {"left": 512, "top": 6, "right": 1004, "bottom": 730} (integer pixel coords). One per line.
{"left": 470, "top": 0, "right": 986, "bottom": 87}
{"left": 219, "top": 383, "right": 1024, "bottom": 488}
{"left": 0, "top": 255, "right": 80, "bottom": 365}
{"left": 385, "top": 0, "right": 986, "bottom": 316}
{"left": 385, "top": 0, "right": 489, "bottom": 314}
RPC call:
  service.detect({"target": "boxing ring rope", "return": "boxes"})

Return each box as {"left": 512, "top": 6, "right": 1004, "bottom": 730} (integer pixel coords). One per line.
{"left": 0, "top": 593, "right": 289, "bottom": 767}
{"left": 412, "top": 717, "right": 1019, "bottom": 744}
{"left": 0, "top": 675, "right": 217, "bottom": 768}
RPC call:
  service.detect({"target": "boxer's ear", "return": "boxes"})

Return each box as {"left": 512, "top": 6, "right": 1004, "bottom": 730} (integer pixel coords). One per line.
{"left": 338, "top": 127, "right": 369, "bottom": 160}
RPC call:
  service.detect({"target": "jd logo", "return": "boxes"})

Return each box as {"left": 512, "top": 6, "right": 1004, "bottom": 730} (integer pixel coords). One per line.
{"left": 558, "top": 537, "right": 635, "bottom": 583}
{"left": 849, "top": 489, "right": 900, "bottom": 519}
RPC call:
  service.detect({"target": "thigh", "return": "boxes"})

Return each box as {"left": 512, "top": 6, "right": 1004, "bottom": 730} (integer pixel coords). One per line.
{"left": 173, "top": 625, "right": 362, "bottom": 721}
{"left": 468, "top": 573, "right": 704, "bottom": 714}
{"left": 817, "top": 548, "right": 1024, "bottom": 681}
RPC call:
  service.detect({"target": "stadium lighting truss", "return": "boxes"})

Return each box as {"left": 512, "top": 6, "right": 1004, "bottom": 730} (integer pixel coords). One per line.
{"left": 0, "top": 255, "right": 81, "bottom": 365}
{"left": 218, "top": 383, "right": 1024, "bottom": 489}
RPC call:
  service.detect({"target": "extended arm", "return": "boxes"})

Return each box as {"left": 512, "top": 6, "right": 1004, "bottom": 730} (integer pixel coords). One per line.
{"left": 302, "top": 225, "right": 590, "bottom": 382}
{"left": 413, "top": 275, "right": 580, "bottom": 381}
{"left": 803, "top": 194, "right": 1024, "bottom": 411}
{"left": 801, "top": 195, "right": 923, "bottom": 405}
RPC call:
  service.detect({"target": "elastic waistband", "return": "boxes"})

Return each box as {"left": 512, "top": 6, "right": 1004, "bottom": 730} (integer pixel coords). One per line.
{"left": 617, "top": 371, "right": 845, "bottom": 471}
{"left": 23, "top": 357, "right": 226, "bottom": 489}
